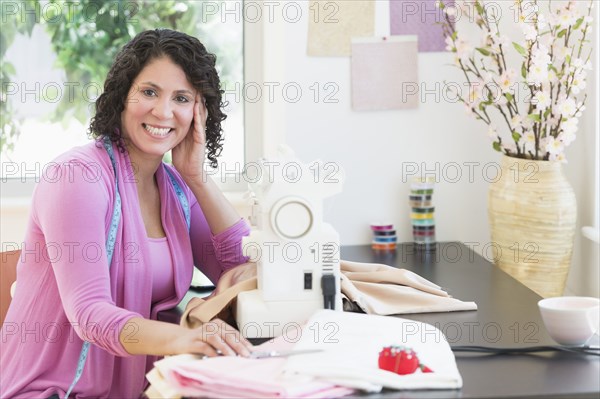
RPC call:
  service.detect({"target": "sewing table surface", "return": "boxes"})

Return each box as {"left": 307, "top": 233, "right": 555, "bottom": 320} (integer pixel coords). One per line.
{"left": 162, "top": 242, "right": 600, "bottom": 398}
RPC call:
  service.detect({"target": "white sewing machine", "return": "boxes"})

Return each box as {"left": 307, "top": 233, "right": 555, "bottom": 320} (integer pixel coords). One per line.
{"left": 236, "top": 146, "right": 345, "bottom": 338}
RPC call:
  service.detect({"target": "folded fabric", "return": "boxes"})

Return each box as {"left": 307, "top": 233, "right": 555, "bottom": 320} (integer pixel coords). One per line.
{"left": 181, "top": 260, "right": 477, "bottom": 329}
{"left": 340, "top": 260, "right": 477, "bottom": 314}
{"left": 145, "top": 331, "right": 355, "bottom": 399}
{"left": 283, "top": 310, "right": 463, "bottom": 392}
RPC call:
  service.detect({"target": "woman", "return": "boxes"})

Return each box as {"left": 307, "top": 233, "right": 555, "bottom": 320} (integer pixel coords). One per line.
{"left": 0, "top": 29, "right": 252, "bottom": 398}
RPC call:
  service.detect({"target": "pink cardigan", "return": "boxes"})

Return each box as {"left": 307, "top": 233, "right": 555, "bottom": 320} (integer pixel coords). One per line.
{"left": 0, "top": 142, "right": 250, "bottom": 398}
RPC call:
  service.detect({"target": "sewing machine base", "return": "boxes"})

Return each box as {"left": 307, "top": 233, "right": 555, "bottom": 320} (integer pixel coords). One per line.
{"left": 236, "top": 289, "right": 341, "bottom": 338}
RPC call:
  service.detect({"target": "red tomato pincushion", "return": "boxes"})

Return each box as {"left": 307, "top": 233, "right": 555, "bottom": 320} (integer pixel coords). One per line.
{"left": 378, "top": 346, "right": 433, "bottom": 375}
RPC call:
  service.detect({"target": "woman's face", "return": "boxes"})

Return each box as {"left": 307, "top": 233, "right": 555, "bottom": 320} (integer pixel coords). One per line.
{"left": 121, "top": 56, "right": 197, "bottom": 160}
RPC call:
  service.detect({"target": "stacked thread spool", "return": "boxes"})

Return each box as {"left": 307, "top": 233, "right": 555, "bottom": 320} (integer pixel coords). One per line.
{"left": 409, "top": 179, "right": 436, "bottom": 248}
{"left": 370, "top": 223, "right": 397, "bottom": 251}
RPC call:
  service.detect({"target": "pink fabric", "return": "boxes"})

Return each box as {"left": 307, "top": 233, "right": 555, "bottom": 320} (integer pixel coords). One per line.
{"left": 150, "top": 331, "right": 355, "bottom": 399}
{"left": 165, "top": 358, "right": 354, "bottom": 399}
{"left": 148, "top": 237, "right": 175, "bottom": 304}
{"left": 0, "top": 141, "right": 250, "bottom": 399}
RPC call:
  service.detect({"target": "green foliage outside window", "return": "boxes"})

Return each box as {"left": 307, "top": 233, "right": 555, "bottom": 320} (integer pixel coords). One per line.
{"left": 0, "top": 0, "right": 37, "bottom": 152}
{"left": 0, "top": 0, "right": 242, "bottom": 153}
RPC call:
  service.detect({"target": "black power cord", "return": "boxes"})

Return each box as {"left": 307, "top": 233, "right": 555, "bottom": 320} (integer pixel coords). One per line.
{"left": 451, "top": 345, "right": 600, "bottom": 356}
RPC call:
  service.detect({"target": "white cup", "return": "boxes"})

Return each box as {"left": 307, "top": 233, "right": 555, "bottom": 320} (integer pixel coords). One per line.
{"left": 538, "top": 296, "right": 600, "bottom": 346}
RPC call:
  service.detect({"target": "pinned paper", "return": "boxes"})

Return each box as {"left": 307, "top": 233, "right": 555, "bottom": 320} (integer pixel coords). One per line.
{"left": 390, "top": 0, "right": 453, "bottom": 52}
{"left": 351, "top": 36, "right": 419, "bottom": 111}
{"left": 308, "top": 0, "right": 375, "bottom": 56}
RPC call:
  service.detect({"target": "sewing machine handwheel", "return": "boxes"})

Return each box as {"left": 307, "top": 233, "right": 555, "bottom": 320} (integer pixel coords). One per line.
{"left": 271, "top": 197, "right": 313, "bottom": 239}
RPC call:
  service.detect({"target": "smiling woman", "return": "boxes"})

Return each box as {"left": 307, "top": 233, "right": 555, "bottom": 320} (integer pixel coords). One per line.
{"left": 0, "top": 29, "right": 253, "bottom": 399}
{"left": 122, "top": 59, "right": 198, "bottom": 153}
{"left": 91, "top": 27, "right": 228, "bottom": 171}
{"left": 0, "top": 0, "right": 246, "bottom": 182}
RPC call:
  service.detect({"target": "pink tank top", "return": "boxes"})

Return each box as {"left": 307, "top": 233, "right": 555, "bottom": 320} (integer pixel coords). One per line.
{"left": 147, "top": 237, "right": 175, "bottom": 304}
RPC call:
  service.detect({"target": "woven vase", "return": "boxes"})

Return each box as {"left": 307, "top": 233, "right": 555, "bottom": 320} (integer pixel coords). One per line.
{"left": 488, "top": 155, "right": 577, "bottom": 298}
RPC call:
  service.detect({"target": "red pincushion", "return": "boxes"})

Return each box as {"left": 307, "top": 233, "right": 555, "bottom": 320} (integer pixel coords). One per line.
{"left": 378, "top": 346, "right": 433, "bottom": 375}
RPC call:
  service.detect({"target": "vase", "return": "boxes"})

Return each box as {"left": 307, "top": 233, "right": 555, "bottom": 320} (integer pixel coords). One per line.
{"left": 488, "top": 155, "right": 577, "bottom": 298}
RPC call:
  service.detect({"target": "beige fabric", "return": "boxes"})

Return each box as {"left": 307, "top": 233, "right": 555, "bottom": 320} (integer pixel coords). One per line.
{"left": 181, "top": 261, "right": 477, "bottom": 329}
{"left": 181, "top": 262, "right": 257, "bottom": 329}
{"left": 340, "top": 260, "right": 448, "bottom": 295}
{"left": 339, "top": 260, "right": 477, "bottom": 314}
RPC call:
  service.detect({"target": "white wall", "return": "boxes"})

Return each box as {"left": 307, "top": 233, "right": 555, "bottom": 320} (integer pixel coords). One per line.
{"left": 2, "top": 1, "right": 598, "bottom": 297}
{"left": 261, "top": 1, "right": 599, "bottom": 296}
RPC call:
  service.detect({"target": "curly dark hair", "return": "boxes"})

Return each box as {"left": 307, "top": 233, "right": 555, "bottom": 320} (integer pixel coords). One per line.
{"left": 89, "top": 29, "right": 226, "bottom": 168}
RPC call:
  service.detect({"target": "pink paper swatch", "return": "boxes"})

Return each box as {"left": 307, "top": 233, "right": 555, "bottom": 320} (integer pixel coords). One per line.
{"left": 351, "top": 36, "right": 419, "bottom": 111}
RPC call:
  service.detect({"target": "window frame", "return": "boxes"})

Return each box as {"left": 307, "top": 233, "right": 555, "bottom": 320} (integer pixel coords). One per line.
{"left": 218, "top": 8, "right": 264, "bottom": 192}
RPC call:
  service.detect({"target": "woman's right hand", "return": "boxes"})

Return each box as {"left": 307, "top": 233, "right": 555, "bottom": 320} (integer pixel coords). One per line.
{"left": 172, "top": 318, "right": 253, "bottom": 357}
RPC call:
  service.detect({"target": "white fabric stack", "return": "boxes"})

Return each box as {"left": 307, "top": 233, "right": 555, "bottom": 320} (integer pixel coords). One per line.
{"left": 146, "top": 310, "right": 463, "bottom": 398}
{"left": 283, "top": 310, "right": 463, "bottom": 393}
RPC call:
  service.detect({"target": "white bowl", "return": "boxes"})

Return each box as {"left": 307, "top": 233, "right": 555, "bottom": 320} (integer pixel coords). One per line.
{"left": 538, "top": 296, "right": 599, "bottom": 346}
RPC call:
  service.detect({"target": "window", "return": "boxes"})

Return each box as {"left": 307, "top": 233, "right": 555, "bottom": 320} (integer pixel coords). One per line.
{"left": 1, "top": 0, "right": 261, "bottom": 194}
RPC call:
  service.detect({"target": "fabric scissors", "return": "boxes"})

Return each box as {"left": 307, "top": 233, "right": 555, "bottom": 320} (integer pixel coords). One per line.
{"left": 248, "top": 349, "right": 323, "bottom": 359}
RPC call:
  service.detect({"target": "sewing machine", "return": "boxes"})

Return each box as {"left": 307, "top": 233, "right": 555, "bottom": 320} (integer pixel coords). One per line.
{"left": 236, "top": 146, "right": 345, "bottom": 338}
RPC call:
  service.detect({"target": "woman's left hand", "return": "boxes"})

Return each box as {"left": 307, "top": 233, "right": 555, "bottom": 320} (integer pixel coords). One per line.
{"left": 172, "top": 94, "right": 208, "bottom": 184}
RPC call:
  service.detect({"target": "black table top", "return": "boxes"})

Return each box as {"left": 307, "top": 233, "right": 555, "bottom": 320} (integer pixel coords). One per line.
{"left": 340, "top": 243, "right": 600, "bottom": 399}
{"left": 161, "top": 243, "right": 600, "bottom": 398}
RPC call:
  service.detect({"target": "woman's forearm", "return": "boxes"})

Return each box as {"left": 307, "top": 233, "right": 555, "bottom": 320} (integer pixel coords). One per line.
{"left": 185, "top": 175, "right": 242, "bottom": 235}
{"left": 119, "top": 317, "right": 252, "bottom": 357}
{"left": 119, "top": 317, "right": 187, "bottom": 356}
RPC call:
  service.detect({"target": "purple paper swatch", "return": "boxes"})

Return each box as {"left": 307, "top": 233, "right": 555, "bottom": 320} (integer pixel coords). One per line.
{"left": 390, "top": 0, "right": 454, "bottom": 52}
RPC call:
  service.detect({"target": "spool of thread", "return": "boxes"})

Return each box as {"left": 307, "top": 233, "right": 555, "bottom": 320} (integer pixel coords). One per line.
{"left": 370, "top": 222, "right": 397, "bottom": 251}
{"left": 409, "top": 178, "right": 436, "bottom": 249}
